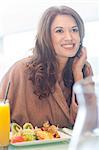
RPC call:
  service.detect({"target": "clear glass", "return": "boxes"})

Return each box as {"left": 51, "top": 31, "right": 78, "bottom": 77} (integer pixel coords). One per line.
{"left": 69, "top": 75, "right": 99, "bottom": 150}
{"left": 0, "top": 99, "right": 10, "bottom": 148}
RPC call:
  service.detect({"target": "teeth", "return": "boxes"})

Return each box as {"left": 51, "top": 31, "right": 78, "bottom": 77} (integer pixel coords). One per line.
{"left": 62, "top": 44, "right": 73, "bottom": 48}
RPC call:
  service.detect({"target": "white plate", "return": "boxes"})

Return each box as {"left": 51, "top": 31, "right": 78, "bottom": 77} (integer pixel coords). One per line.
{"left": 10, "top": 131, "right": 70, "bottom": 146}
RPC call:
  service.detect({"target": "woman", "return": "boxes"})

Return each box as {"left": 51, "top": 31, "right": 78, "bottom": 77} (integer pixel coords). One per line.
{"left": 0, "top": 6, "right": 93, "bottom": 128}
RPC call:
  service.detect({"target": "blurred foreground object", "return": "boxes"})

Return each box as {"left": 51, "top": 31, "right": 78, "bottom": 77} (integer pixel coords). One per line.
{"left": 69, "top": 75, "right": 99, "bottom": 150}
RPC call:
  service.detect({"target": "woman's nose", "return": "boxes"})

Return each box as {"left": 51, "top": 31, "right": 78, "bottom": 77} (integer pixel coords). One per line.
{"left": 63, "top": 30, "right": 72, "bottom": 41}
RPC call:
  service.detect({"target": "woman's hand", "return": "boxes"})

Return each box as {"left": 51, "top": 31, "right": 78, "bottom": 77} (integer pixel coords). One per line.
{"left": 72, "top": 47, "right": 87, "bottom": 82}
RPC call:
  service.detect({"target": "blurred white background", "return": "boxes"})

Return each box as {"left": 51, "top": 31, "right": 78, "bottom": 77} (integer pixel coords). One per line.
{"left": 0, "top": 0, "right": 99, "bottom": 80}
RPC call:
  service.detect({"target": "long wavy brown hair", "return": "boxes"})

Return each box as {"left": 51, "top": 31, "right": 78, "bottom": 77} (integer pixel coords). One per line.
{"left": 27, "top": 6, "right": 85, "bottom": 99}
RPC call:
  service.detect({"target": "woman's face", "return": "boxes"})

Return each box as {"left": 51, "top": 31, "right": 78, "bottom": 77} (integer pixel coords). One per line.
{"left": 51, "top": 15, "right": 80, "bottom": 59}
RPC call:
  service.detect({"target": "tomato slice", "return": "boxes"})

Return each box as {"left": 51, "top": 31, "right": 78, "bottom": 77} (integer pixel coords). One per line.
{"left": 11, "top": 136, "right": 25, "bottom": 143}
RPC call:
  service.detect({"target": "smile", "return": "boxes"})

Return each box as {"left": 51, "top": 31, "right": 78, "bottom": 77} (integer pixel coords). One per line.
{"left": 61, "top": 44, "right": 75, "bottom": 49}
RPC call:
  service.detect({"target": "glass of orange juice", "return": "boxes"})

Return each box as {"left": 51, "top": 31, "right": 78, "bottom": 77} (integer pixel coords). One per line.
{"left": 0, "top": 99, "right": 10, "bottom": 148}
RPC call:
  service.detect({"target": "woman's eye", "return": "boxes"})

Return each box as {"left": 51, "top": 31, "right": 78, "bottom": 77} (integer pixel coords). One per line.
{"left": 56, "top": 29, "right": 63, "bottom": 33}
{"left": 72, "top": 28, "right": 79, "bottom": 32}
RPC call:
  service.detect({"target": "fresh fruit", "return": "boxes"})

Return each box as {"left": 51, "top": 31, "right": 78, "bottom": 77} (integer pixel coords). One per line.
{"left": 10, "top": 122, "right": 60, "bottom": 143}
{"left": 22, "top": 129, "right": 36, "bottom": 141}
{"left": 23, "top": 123, "right": 34, "bottom": 130}
{"left": 11, "top": 136, "right": 25, "bottom": 143}
{"left": 11, "top": 123, "right": 22, "bottom": 135}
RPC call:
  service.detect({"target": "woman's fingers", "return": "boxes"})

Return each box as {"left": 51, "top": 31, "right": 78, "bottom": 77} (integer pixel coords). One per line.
{"left": 78, "top": 47, "right": 87, "bottom": 61}
{"left": 73, "top": 47, "right": 87, "bottom": 70}
{"left": 72, "top": 47, "right": 87, "bottom": 81}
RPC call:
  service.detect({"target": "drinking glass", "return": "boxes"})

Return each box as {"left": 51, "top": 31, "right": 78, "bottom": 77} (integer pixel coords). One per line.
{"left": 0, "top": 99, "right": 10, "bottom": 149}
{"left": 69, "top": 75, "right": 99, "bottom": 150}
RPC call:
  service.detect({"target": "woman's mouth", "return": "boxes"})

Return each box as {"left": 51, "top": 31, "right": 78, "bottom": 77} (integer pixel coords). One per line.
{"left": 61, "top": 43, "right": 75, "bottom": 49}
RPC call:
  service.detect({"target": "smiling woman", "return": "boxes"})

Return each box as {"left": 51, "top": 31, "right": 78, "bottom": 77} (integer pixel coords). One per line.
{"left": 51, "top": 15, "right": 80, "bottom": 59}
{"left": 0, "top": 6, "right": 93, "bottom": 129}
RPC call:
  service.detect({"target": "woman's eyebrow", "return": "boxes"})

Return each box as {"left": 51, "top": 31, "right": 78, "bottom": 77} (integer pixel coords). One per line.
{"left": 53, "top": 26, "right": 63, "bottom": 30}
{"left": 55, "top": 25, "right": 78, "bottom": 29}
{"left": 72, "top": 25, "right": 78, "bottom": 28}
{"left": 53, "top": 25, "right": 78, "bottom": 30}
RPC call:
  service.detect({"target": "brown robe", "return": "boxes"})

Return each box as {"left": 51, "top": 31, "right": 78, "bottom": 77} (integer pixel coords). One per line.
{"left": 0, "top": 56, "right": 93, "bottom": 128}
